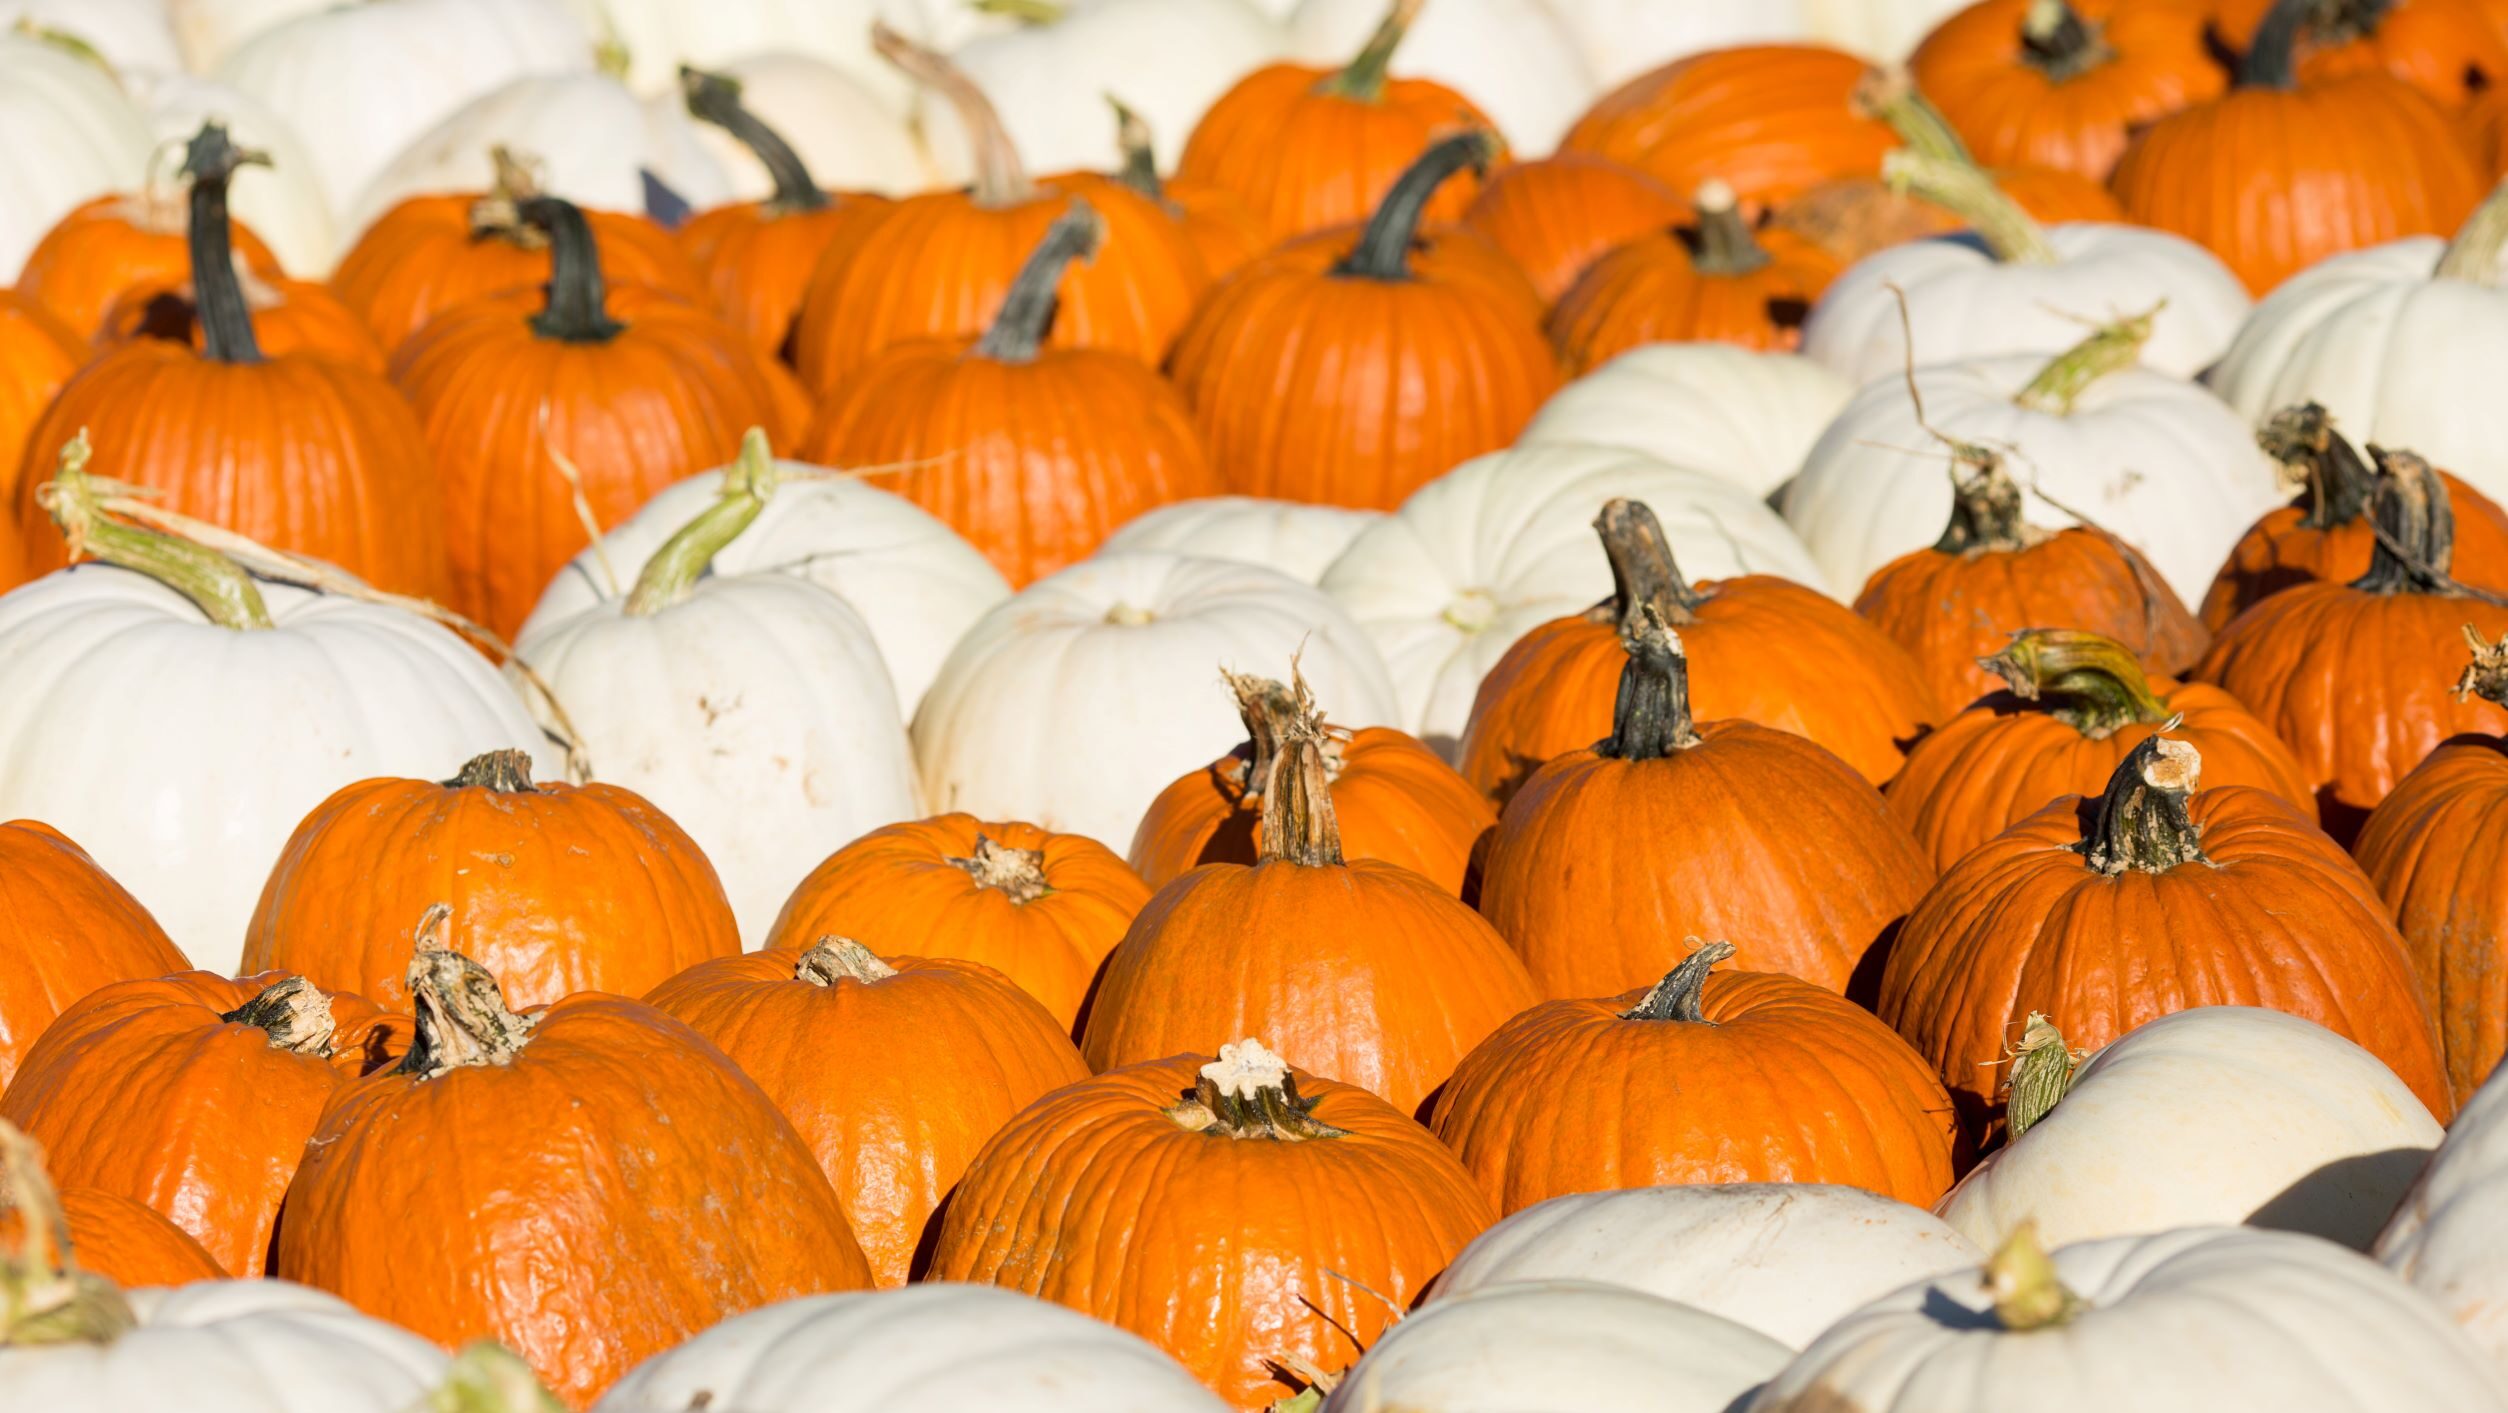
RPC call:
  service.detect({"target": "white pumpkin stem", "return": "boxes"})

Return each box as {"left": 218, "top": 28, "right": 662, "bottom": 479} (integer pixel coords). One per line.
{"left": 423, "top": 1340, "right": 568, "bottom": 1413}
{"left": 1317, "top": 0, "right": 1426, "bottom": 102}
{"left": 625, "top": 428, "right": 778, "bottom": 617}
{"left": 0, "top": 1119, "right": 135, "bottom": 1348}
{"left": 1985, "top": 1221, "right": 2085, "bottom": 1330}
{"left": 219, "top": 975, "right": 339, "bottom": 1057}
{"left": 1165, "top": 1040, "right": 1351, "bottom": 1141}
{"left": 1619, "top": 940, "right": 1736, "bottom": 1023}
{"left": 470, "top": 146, "right": 551, "bottom": 249}
{"left": 794, "top": 938, "right": 899, "bottom": 986}
{"left": 2003, "top": 1012, "right": 2084, "bottom": 1137}
{"left": 1854, "top": 67, "right": 1972, "bottom": 164}
{"left": 2013, "top": 304, "right": 2160, "bottom": 415}
{"left": 946, "top": 836, "right": 1054, "bottom": 903}
{"left": 873, "top": 22, "right": 1035, "bottom": 208}
{"left": 2437, "top": 176, "right": 2508, "bottom": 286}
{"left": 1881, "top": 150, "right": 2056, "bottom": 266}
{"left": 37, "top": 431, "right": 275, "bottom": 631}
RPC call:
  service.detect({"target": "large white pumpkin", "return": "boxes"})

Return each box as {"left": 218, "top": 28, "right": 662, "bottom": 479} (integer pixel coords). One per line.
{"left": 595, "top": 1284, "right": 1227, "bottom": 1412}
{"left": 551, "top": 0, "right": 953, "bottom": 112}
{"left": 0, "top": 0, "right": 183, "bottom": 77}
{"left": 165, "top": 0, "right": 330, "bottom": 74}
{"left": 2379, "top": 1048, "right": 2508, "bottom": 1366}
{"left": 126, "top": 72, "right": 338, "bottom": 276}
{"left": 1098, "top": 497, "right": 1383, "bottom": 584}
{"left": 1517, "top": 344, "right": 1854, "bottom": 499}
{"left": 1284, "top": 0, "right": 1594, "bottom": 154}
{"left": 911, "top": 550, "right": 1401, "bottom": 851}
{"left": 662, "top": 52, "right": 935, "bottom": 201}
{"left": 1432, "top": 1184, "right": 1982, "bottom": 1350}
{"left": 1317, "top": 442, "right": 1826, "bottom": 752}
{"left": 0, "top": 33, "right": 156, "bottom": 283}
{"left": 1541, "top": 0, "right": 1810, "bottom": 89}
{"left": 1324, "top": 1280, "right": 1789, "bottom": 1413}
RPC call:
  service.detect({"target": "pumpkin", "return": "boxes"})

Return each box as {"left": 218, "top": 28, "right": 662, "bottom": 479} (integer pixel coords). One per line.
{"left": 1853, "top": 454, "right": 2208, "bottom": 711}
{"left": 1168, "top": 131, "right": 1559, "bottom": 510}
{"left": 928, "top": 1039, "right": 1496, "bottom": 1409}
{"left": 94, "top": 264, "right": 388, "bottom": 373}
{"left": 1478, "top": 610, "right": 1936, "bottom": 999}
{"left": 538, "top": 0, "right": 925, "bottom": 109}
{"left": 1562, "top": 45, "right": 1898, "bottom": 209}
{"left": 0, "top": 32, "right": 156, "bottom": 284}
{"left": 128, "top": 67, "right": 344, "bottom": 278}
{"left": 1549, "top": 179, "right": 1842, "bottom": 369}
{"left": 0, "top": 822, "right": 188, "bottom": 1093}
{"left": 1888, "top": 628, "right": 2309, "bottom": 869}
{"left": 1431, "top": 1183, "right": 1983, "bottom": 1350}
{"left": 1083, "top": 703, "right": 1537, "bottom": 1115}
{"left": 1460, "top": 500, "right": 1938, "bottom": 802}
{"left": 1105, "top": 98, "right": 1269, "bottom": 282}
{"left": 1432, "top": 941, "right": 1960, "bottom": 1213}
{"left": 17, "top": 191, "right": 282, "bottom": 341}
{"left": 2211, "top": 0, "right": 2508, "bottom": 107}
{"left": 33, "top": 1187, "right": 225, "bottom": 1290}
{"left": 1098, "top": 497, "right": 1383, "bottom": 583}
{"left": 646, "top": 939, "right": 1087, "bottom": 1287}
{"left": 0, "top": 294, "right": 85, "bottom": 587}
{"left": 1937, "top": 1007, "right": 2443, "bottom": 1253}
{"left": 275, "top": 942, "right": 874, "bottom": 1409}
{"left": 1878, "top": 735, "right": 2451, "bottom": 1136}
{"left": 1457, "top": 153, "right": 1688, "bottom": 306}
{"left": 2379, "top": 1048, "right": 2508, "bottom": 1365}
{"left": 1283, "top": 0, "right": 1595, "bottom": 156}
{"left": 1517, "top": 344, "right": 1852, "bottom": 499}
{"left": 1129, "top": 670, "right": 1493, "bottom": 896}
{"left": 13, "top": 126, "right": 451, "bottom": 600}
{"left": 2110, "top": 0, "right": 2485, "bottom": 294}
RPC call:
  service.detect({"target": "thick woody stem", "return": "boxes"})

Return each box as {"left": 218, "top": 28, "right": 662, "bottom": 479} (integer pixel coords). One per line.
{"left": 1688, "top": 179, "right": 1772, "bottom": 276}
{"left": 2257, "top": 403, "right": 2375, "bottom": 530}
{"left": 219, "top": 976, "right": 338, "bottom": 1056}
{"left": 974, "top": 201, "right": 1102, "bottom": 364}
{"left": 1594, "top": 499, "right": 1704, "bottom": 629}
{"left": 946, "top": 836, "right": 1053, "bottom": 903}
{"left": 518, "top": 196, "right": 624, "bottom": 344}
{"left": 1316, "top": 0, "right": 1425, "bottom": 102}
{"left": 1933, "top": 454, "right": 2038, "bottom": 555}
{"left": 1979, "top": 628, "right": 2173, "bottom": 738}
{"left": 2078, "top": 736, "right": 2208, "bottom": 874}
{"left": 1260, "top": 708, "right": 1347, "bottom": 868}
{"left": 180, "top": 122, "right": 269, "bottom": 365}
{"left": 2021, "top": 0, "right": 2115, "bottom": 80}
{"left": 2352, "top": 446, "right": 2464, "bottom": 596}
{"left": 1164, "top": 1040, "right": 1350, "bottom": 1141}
{"left": 794, "top": 938, "right": 898, "bottom": 985}
{"left": 2456, "top": 625, "right": 2508, "bottom": 706}
{"left": 1335, "top": 131, "right": 1496, "bottom": 282}
{"left": 399, "top": 920, "right": 536, "bottom": 1080}
{"left": 1619, "top": 941, "right": 1738, "bottom": 1023}
{"left": 1108, "top": 96, "right": 1163, "bottom": 199}
{"left": 447, "top": 750, "right": 539, "bottom": 793}
{"left": 2239, "top": 0, "right": 2311, "bottom": 89}
{"left": 679, "top": 66, "right": 828, "bottom": 215}
{"left": 1598, "top": 607, "right": 1704, "bottom": 760}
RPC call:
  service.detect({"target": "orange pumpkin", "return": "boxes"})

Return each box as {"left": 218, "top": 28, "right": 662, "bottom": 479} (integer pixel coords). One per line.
{"left": 1459, "top": 153, "right": 1690, "bottom": 307}
{"left": 96, "top": 267, "right": 389, "bottom": 373}
{"left": 1111, "top": 97, "right": 1269, "bottom": 282}
{"left": 929, "top": 1040, "right": 1495, "bottom": 1409}
{"left": 2211, "top": 0, "right": 2508, "bottom": 107}
{"left": 0, "top": 294, "right": 88, "bottom": 587}
{"left": 1431, "top": 941, "right": 1960, "bottom": 1214}
{"left": 1550, "top": 179, "right": 1843, "bottom": 368}
{"left": 18, "top": 190, "right": 280, "bottom": 339}
{"left": 38, "top": 1186, "right": 228, "bottom": 1287}
{"left": 2467, "top": 79, "right": 2508, "bottom": 171}
{"left": 0, "top": 821, "right": 188, "bottom": 1092}
{"left": 1563, "top": 45, "right": 1899, "bottom": 209}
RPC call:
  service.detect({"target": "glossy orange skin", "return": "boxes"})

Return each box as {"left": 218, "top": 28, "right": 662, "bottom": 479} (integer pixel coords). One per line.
{"left": 97, "top": 273, "right": 390, "bottom": 373}
{"left": 2212, "top": 0, "right": 2508, "bottom": 107}
{"left": 1910, "top": 0, "right": 2229, "bottom": 181}
{"left": 1478, "top": 721, "right": 1936, "bottom": 1001}
{"left": 1431, "top": 969, "right": 1959, "bottom": 1214}
{"left": 0, "top": 822, "right": 188, "bottom": 1092}
{"left": 800, "top": 336, "right": 1222, "bottom": 587}
{"left": 1549, "top": 219, "right": 1843, "bottom": 368}
{"left": 2199, "top": 471, "right": 2508, "bottom": 630}
{"left": 2466, "top": 80, "right": 2508, "bottom": 171}
{"left": 1177, "top": 63, "right": 1501, "bottom": 241}
{"left": 1856, "top": 528, "right": 2209, "bottom": 712}
{"left": 790, "top": 173, "right": 1208, "bottom": 395}
{"left": 390, "top": 282, "right": 794, "bottom": 638}
{"left": 678, "top": 192, "right": 893, "bottom": 356}
{"left": 1886, "top": 679, "right": 2313, "bottom": 871}
{"left": 0, "top": 972, "right": 365, "bottom": 1277}
{"left": 1156, "top": 176, "right": 1270, "bottom": 281}
{"left": 331, "top": 194, "right": 706, "bottom": 355}
{"left": 2357, "top": 737, "right": 2508, "bottom": 1107}
{"left": 34, "top": 1187, "right": 228, "bottom": 1286}
{"left": 646, "top": 948, "right": 1088, "bottom": 1286}
{"left": 18, "top": 195, "right": 281, "bottom": 339}
{"left": 243, "top": 771, "right": 740, "bottom": 1013}
{"left": 930, "top": 1052, "right": 1495, "bottom": 1410}
{"left": 1563, "top": 46, "right": 1899, "bottom": 208}
{"left": 2111, "top": 74, "right": 2485, "bottom": 294}
{"left": 1879, "top": 784, "right": 2450, "bottom": 1133}
{"left": 1460, "top": 154, "right": 1690, "bottom": 307}
{"left": 0, "top": 295, "right": 87, "bottom": 586}
{"left": 1461, "top": 578, "right": 1942, "bottom": 805}
{"left": 766, "top": 816, "right": 1152, "bottom": 1032}
{"left": 1082, "top": 858, "right": 1540, "bottom": 1117}
{"left": 277, "top": 991, "right": 872, "bottom": 1409}
{"left": 1129, "top": 726, "right": 1496, "bottom": 897}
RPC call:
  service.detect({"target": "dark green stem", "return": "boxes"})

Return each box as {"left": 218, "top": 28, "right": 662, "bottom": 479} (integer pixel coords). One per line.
{"left": 1598, "top": 607, "right": 1703, "bottom": 761}
{"left": 1619, "top": 941, "right": 1737, "bottom": 1022}
{"left": 679, "top": 66, "right": 828, "bottom": 215}
{"left": 519, "top": 196, "right": 624, "bottom": 344}
{"left": 2352, "top": 447, "right": 2461, "bottom": 596}
{"left": 2021, "top": 0, "right": 2114, "bottom": 81}
{"left": 974, "top": 202, "right": 1101, "bottom": 364}
{"left": 1687, "top": 180, "right": 1771, "bottom": 277}
{"left": 2078, "top": 736, "right": 2207, "bottom": 874}
{"left": 181, "top": 123, "right": 268, "bottom": 365}
{"left": 2238, "top": 0, "right": 2311, "bottom": 89}
{"left": 1315, "top": 0, "right": 1423, "bottom": 102}
{"left": 1333, "top": 131, "right": 1495, "bottom": 282}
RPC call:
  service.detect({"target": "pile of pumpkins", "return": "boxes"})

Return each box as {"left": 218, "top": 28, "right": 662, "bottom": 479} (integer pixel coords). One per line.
{"left": 13, "top": 0, "right": 2508, "bottom": 1407}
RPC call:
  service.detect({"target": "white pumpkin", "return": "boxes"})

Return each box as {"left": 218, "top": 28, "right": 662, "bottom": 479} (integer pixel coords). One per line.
{"left": 1324, "top": 1281, "right": 1789, "bottom": 1413}
{"left": 1432, "top": 1184, "right": 1982, "bottom": 1350}
{"left": 0, "top": 33, "right": 156, "bottom": 283}
{"left": 1938, "top": 1007, "right": 2442, "bottom": 1254}
{"left": 126, "top": 72, "right": 338, "bottom": 276}
{"left": 1541, "top": 0, "right": 1811, "bottom": 89}
{"left": 2378, "top": 1046, "right": 2508, "bottom": 1366}
{"left": 595, "top": 1284, "right": 1228, "bottom": 1412}
{"left": 1098, "top": 497, "right": 1383, "bottom": 584}
{"left": 166, "top": 0, "right": 330, "bottom": 74}
{"left": 1752, "top": 1225, "right": 2508, "bottom": 1412}
{"left": 0, "top": 0, "right": 183, "bottom": 77}
{"left": 662, "top": 52, "right": 935, "bottom": 201}
{"left": 510, "top": 444, "right": 921, "bottom": 944}
{"left": 1316, "top": 442, "right": 1826, "bottom": 753}
{"left": 911, "top": 550, "right": 1401, "bottom": 851}
{"left": 1284, "top": 0, "right": 1595, "bottom": 155}
{"left": 1804, "top": 0, "right": 1973, "bottom": 61}
{"left": 1517, "top": 344, "right": 1854, "bottom": 499}
{"left": 552, "top": 0, "right": 955, "bottom": 112}
{"left": 522, "top": 459, "right": 1009, "bottom": 721}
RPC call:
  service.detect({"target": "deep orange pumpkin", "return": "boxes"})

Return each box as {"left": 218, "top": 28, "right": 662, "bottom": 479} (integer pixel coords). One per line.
{"left": 1563, "top": 45, "right": 1900, "bottom": 210}
{"left": 1550, "top": 179, "right": 1843, "bottom": 368}
{"left": 37, "top": 1186, "right": 228, "bottom": 1287}
{"left": 1459, "top": 153, "right": 1691, "bottom": 307}
{"left": 96, "top": 267, "right": 389, "bottom": 373}
{"left": 2211, "top": 0, "right": 2508, "bottom": 107}
{"left": 0, "top": 294, "right": 89, "bottom": 588}
{"left": 1108, "top": 99, "right": 1270, "bottom": 283}
{"left": 0, "top": 821, "right": 188, "bottom": 1092}
{"left": 18, "top": 191, "right": 280, "bottom": 340}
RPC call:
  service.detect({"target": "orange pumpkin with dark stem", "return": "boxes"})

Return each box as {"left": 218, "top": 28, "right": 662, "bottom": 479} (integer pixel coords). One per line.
{"left": 12, "top": 125, "right": 450, "bottom": 601}
{"left": 1461, "top": 500, "right": 1940, "bottom": 804}
{"left": 18, "top": 190, "right": 280, "bottom": 339}
{"left": 1431, "top": 941, "right": 1960, "bottom": 1214}
{"left": 1111, "top": 98, "right": 1268, "bottom": 282}
{"left": 1082, "top": 696, "right": 1538, "bottom": 1116}
{"left": 646, "top": 939, "right": 1087, "bottom": 1287}
{"left": 1169, "top": 131, "right": 1559, "bottom": 510}
{"left": 0, "top": 821, "right": 189, "bottom": 1092}
{"left": 801, "top": 203, "right": 1221, "bottom": 588}
{"left": 1855, "top": 453, "right": 2208, "bottom": 712}
{"left": 766, "top": 815, "right": 1151, "bottom": 1033}
{"left": 1550, "top": 180, "right": 1842, "bottom": 368}
{"left": 1459, "top": 153, "right": 1690, "bottom": 306}
{"left": 1129, "top": 671, "right": 1494, "bottom": 898}
{"left": 2210, "top": 0, "right": 2508, "bottom": 107}
{"left": 96, "top": 266, "right": 389, "bottom": 373}
{"left": 32, "top": 1186, "right": 228, "bottom": 1287}
{"left": 276, "top": 943, "right": 873, "bottom": 1408}
{"left": 930, "top": 1039, "right": 1495, "bottom": 1409}
{"left": 1878, "top": 735, "right": 2451, "bottom": 1136}
{"left": 1564, "top": 45, "right": 1899, "bottom": 210}
{"left": 0, "top": 296, "right": 84, "bottom": 586}
{"left": 1886, "top": 628, "right": 2313, "bottom": 871}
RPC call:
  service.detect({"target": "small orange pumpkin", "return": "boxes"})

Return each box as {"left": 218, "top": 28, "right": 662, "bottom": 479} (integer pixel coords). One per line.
{"left": 1110, "top": 97, "right": 1269, "bottom": 282}
{"left": 18, "top": 189, "right": 280, "bottom": 340}
{"left": 0, "top": 821, "right": 189, "bottom": 1092}
{"left": 0, "top": 295, "right": 86, "bottom": 589}
{"left": 1459, "top": 152, "right": 1690, "bottom": 307}
{"left": 1563, "top": 45, "right": 1900, "bottom": 210}
{"left": 96, "top": 266, "right": 389, "bottom": 373}
{"left": 2210, "top": 0, "right": 2508, "bottom": 108}
{"left": 38, "top": 1186, "right": 229, "bottom": 1287}
{"left": 1550, "top": 179, "right": 1843, "bottom": 368}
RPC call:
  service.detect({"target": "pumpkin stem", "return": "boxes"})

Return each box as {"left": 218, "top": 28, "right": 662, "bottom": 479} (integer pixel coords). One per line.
{"left": 2078, "top": 735, "right": 2208, "bottom": 874}
{"left": 1593, "top": 498, "right": 1704, "bottom": 630}
{"left": 1932, "top": 453, "right": 2040, "bottom": 555}
{"left": 1855, "top": 68, "right": 1973, "bottom": 164}
{"left": 969, "top": 0, "right": 1069, "bottom": 22}
{"left": 1985, "top": 1221, "right": 2085, "bottom": 1330}
{"left": 423, "top": 1340, "right": 568, "bottom": 1413}
{"left": 1686, "top": 180, "right": 1772, "bottom": 277}
{"left": 1316, "top": 0, "right": 1425, "bottom": 102}
{"left": 1258, "top": 678, "right": 1347, "bottom": 868}
{"left": 1333, "top": 130, "right": 1497, "bottom": 283}
{"left": 974, "top": 201, "right": 1102, "bottom": 364}
{"left": 399, "top": 933, "right": 535, "bottom": 1080}
{"left": 625, "top": 428, "right": 778, "bottom": 617}
{"left": 2437, "top": 177, "right": 2508, "bottom": 286}
{"left": 39, "top": 432, "right": 274, "bottom": 631}
{"left": 0, "top": 1119, "right": 135, "bottom": 1348}
{"left": 1164, "top": 1040, "right": 1350, "bottom": 1141}
{"left": 2004, "top": 1012, "right": 2083, "bottom": 1139}
{"left": 1618, "top": 940, "right": 1737, "bottom": 1023}
{"left": 219, "top": 975, "right": 338, "bottom": 1057}
{"left": 2455, "top": 625, "right": 2508, "bottom": 707}
{"left": 2258, "top": 402, "right": 2376, "bottom": 531}
{"left": 945, "top": 836, "right": 1054, "bottom": 903}
{"left": 874, "top": 22, "right": 1035, "bottom": 208}
{"left": 518, "top": 195, "right": 624, "bottom": 344}
{"left": 1222, "top": 671, "right": 1312, "bottom": 799}
{"left": 679, "top": 66, "right": 829, "bottom": 216}
{"left": 1881, "top": 150, "right": 2057, "bottom": 266}
{"left": 2021, "top": 0, "right": 2115, "bottom": 80}
{"left": 2352, "top": 446, "right": 2464, "bottom": 596}
{"left": 446, "top": 749, "right": 540, "bottom": 793}
{"left": 2013, "top": 304, "right": 2160, "bottom": 415}
{"left": 1599, "top": 606, "right": 1704, "bottom": 760}
{"left": 180, "top": 121, "right": 269, "bottom": 366}
{"left": 794, "top": 938, "right": 898, "bottom": 985}
{"left": 1980, "top": 628, "right": 2173, "bottom": 738}
{"left": 470, "top": 146, "right": 551, "bottom": 250}
{"left": 2238, "top": 0, "right": 2312, "bottom": 89}
{"left": 1108, "top": 95, "right": 1164, "bottom": 200}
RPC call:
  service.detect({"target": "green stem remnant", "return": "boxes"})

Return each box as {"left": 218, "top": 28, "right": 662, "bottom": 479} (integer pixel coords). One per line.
{"left": 1980, "top": 628, "right": 2173, "bottom": 738}
{"left": 679, "top": 66, "right": 828, "bottom": 215}
{"left": 1620, "top": 941, "right": 1738, "bottom": 1023}
{"left": 2004, "top": 1013, "right": 2083, "bottom": 1138}
{"left": 1166, "top": 1039, "right": 1350, "bottom": 1141}
{"left": 1986, "top": 1221, "right": 2086, "bottom": 1330}
{"left": 1316, "top": 0, "right": 1425, "bottom": 102}
{"left": 1881, "top": 150, "right": 2057, "bottom": 265}
{"left": 2437, "top": 176, "right": 2508, "bottom": 285}
{"left": 2013, "top": 305, "right": 2160, "bottom": 415}
{"left": 0, "top": 1119, "right": 135, "bottom": 1347}
{"left": 974, "top": 201, "right": 1102, "bottom": 363}
{"left": 518, "top": 196, "right": 625, "bottom": 344}
{"left": 625, "top": 428, "right": 778, "bottom": 617}
{"left": 2078, "top": 736, "right": 2207, "bottom": 875}
{"left": 1334, "top": 130, "right": 1496, "bottom": 282}
{"left": 1687, "top": 180, "right": 1772, "bottom": 276}
{"left": 40, "top": 432, "right": 273, "bottom": 631}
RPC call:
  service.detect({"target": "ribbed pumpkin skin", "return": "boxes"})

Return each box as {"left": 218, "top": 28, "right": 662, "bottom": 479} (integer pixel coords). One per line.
{"left": 276, "top": 992, "right": 873, "bottom": 1409}
{"left": 18, "top": 195, "right": 280, "bottom": 338}
{"left": 37, "top": 1186, "right": 229, "bottom": 1286}
{"left": 1855, "top": 529, "right": 2208, "bottom": 713}
{"left": 1886, "top": 681, "right": 2314, "bottom": 871}
{"left": 1157, "top": 176, "right": 1269, "bottom": 280}
{"left": 1430, "top": 970, "right": 1959, "bottom": 1213}
{"left": 0, "top": 293, "right": 93, "bottom": 584}
{"left": 929, "top": 1053, "right": 1496, "bottom": 1410}
{"left": 0, "top": 821, "right": 187, "bottom": 1091}
{"left": 331, "top": 194, "right": 705, "bottom": 354}
{"left": 765, "top": 816, "right": 1152, "bottom": 1032}
{"left": 645, "top": 948, "right": 1088, "bottom": 1287}
{"left": 1563, "top": 46, "right": 1898, "bottom": 207}
{"left": 1128, "top": 726, "right": 1495, "bottom": 896}
{"left": 679, "top": 194, "right": 893, "bottom": 356}
{"left": 97, "top": 273, "right": 392, "bottom": 373}
{"left": 2355, "top": 739, "right": 2508, "bottom": 1108}
{"left": 1548, "top": 222, "right": 1842, "bottom": 368}
{"left": 0, "top": 972, "right": 358, "bottom": 1278}
{"left": 1177, "top": 64, "right": 1500, "bottom": 240}
{"left": 1459, "top": 154, "right": 1689, "bottom": 306}
{"left": 242, "top": 770, "right": 740, "bottom": 1013}
{"left": 2211, "top": 0, "right": 2508, "bottom": 107}
{"left": 1877, "top": 785, "right": 2451, "bottom": 1131}
{"left": 1478, "top": 723, "right": 1936, "bottom": 1000}
{"left": 1460, "top": 577, "right": 1942, "bottom": 803}
{"left": 2199, "top": 472, "right": 2508, "bottom": 631}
